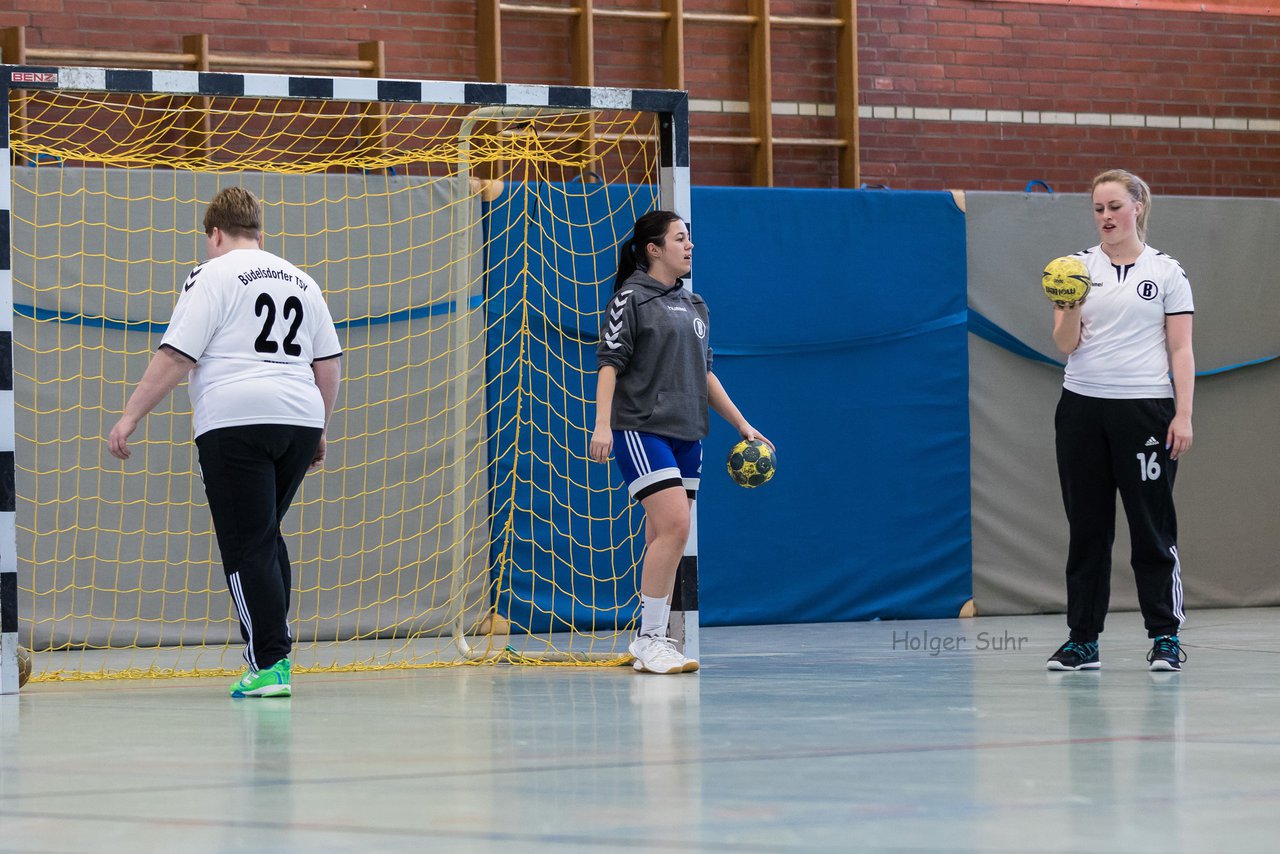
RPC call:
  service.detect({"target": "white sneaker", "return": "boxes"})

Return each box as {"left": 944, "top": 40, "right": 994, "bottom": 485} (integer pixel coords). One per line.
{"left": 629, "top": 635, "right": 688, "bottom": 674}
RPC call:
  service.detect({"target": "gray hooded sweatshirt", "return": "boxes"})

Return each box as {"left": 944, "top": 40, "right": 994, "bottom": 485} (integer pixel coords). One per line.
{"left": 597, "top": 270, "right": 713, "bottom": 442}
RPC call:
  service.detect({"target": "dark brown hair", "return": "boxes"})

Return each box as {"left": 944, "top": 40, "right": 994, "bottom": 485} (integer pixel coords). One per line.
{"left": 613, "top": 210, "right": 684, "bottom": 291}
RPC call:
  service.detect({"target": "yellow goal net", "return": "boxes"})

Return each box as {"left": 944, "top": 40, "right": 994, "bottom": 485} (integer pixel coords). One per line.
{"left": 2, "top": 69, "right": 688, "bottom": 681}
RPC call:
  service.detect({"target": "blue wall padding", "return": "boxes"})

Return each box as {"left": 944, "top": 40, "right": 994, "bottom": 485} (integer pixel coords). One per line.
{"left": 485, "top": 184, "right": 973, "bottom": 630}
{"left": 693, "top": 188, "right": 972, "bottom": 624}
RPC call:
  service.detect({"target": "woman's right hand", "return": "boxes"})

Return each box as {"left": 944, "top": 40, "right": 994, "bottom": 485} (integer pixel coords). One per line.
{"left": 589, "top": 426, "right": 613, "bottom": 463}
{"left": 107, "top": 415, "right": 138, "bottom": 461}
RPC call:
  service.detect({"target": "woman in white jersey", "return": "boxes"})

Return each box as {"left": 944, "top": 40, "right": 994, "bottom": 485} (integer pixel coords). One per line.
{"left": 590, "top": 211, "right": 771, "bottom": 675}
{"left": 1045, "top": 169, "right": 1195, "bottom": 673}
{"left": 107, "top": 187, "right": 342, "bottom": 698}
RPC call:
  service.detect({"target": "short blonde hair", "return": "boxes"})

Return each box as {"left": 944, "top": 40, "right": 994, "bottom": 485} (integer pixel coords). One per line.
{"left": 203, "top": 187, "right": 262, "bottom": 239}
{"left": 1091, "top": 169, "right": 1151, "bottom": 239}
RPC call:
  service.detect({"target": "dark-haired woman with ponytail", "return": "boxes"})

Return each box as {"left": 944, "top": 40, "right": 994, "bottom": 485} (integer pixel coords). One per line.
{"left": 589, "top": 211, "right": 771, "bottom": 674}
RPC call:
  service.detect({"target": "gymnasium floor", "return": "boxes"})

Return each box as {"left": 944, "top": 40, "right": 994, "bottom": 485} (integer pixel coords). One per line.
{"left": 4, "top": 609, "right": 1280, "bottom": 853}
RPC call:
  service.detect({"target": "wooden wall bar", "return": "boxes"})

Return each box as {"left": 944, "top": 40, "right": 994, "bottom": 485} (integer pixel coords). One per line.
{"left": 481, "top": 3, "right": 860, "bottom": 187}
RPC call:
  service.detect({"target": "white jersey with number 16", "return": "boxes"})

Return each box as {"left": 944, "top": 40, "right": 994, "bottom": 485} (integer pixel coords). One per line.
{"left": 1063, "top": 244, "right": 1194, "bottom": 400}
{"left": 161, "top": 248, "right": 343, "bottom": 437}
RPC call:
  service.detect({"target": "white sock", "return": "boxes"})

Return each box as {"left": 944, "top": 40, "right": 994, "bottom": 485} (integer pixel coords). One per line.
{"left": 639, "top": 594, "right": 669, "bottom": 638}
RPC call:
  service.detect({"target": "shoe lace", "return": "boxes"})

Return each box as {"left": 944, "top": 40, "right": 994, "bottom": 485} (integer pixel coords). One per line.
{"left": 638, "top": 635, "right": 685, "bottom": 661}
{"left": 1148, "top": 635, "right": 1186, "bottom": 663}
{"left": 1062, "top": 641, "right": 1095, "bottom": 658}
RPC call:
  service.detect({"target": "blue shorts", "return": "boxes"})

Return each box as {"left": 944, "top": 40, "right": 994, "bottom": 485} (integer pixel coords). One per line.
{"left": 613, "top": 430, "right": 702, "bottom": 501}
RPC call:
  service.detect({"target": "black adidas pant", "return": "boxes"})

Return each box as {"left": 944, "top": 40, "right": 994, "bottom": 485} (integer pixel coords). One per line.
{"left": 195, "top": 424, "right": 322, "bottom": 671}
{"left": 1055, "top": 389, "right": 1184, "bottom": 642}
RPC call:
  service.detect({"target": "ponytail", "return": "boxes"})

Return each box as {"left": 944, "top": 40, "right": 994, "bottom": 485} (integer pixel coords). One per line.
{"left": 612, "top": 238, "right": 644, "bottom": 292}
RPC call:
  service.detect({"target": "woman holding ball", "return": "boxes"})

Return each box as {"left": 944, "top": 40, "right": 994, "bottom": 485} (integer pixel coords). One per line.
{"left": 1046, "top": 169, "right": 1195, "bottom": 673}
{"left": 589, "top": 211, "right": 771, "bottom": 675}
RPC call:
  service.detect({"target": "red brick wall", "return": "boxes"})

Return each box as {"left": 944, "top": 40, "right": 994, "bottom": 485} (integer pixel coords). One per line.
{"left": 4, "top": 0, "right": 1277, "bottom": 194}
{"left": 858, "top": 0, "right": 1280, "bottom": 195}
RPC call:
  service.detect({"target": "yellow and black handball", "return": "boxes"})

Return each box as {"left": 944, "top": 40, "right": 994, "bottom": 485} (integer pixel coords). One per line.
{"left": 1041, "top": 256, "right": 1092, "bottom": 306}
{"left": 726, "top": 439, "right": 776, "bottom": 488}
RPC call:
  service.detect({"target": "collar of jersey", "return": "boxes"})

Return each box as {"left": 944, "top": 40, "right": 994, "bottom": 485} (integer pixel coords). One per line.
{"left": 626, "top": 270, "right": 687, "bottom": 298}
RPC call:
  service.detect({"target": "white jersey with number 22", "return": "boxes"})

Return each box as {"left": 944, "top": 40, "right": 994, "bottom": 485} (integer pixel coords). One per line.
{"left": 161, "top": 248, "right": 342, "bottom": 437}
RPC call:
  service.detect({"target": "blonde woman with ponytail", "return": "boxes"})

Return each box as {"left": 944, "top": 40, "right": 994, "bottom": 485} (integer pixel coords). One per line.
{"left": 1045, "top": 170, "right": 1196, "bottom": 674}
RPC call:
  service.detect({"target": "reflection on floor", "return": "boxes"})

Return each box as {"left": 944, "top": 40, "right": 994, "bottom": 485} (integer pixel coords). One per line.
{"left": 4, "top": 609, "right": 1280, "bottom": 853}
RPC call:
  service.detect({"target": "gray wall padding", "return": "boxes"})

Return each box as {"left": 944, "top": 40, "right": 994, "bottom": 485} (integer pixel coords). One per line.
{"left": 13, "top": 167, "right": 490, "bottom": 648}
{"left": 968, "top": 191, "right": 1280, "bottom": 618}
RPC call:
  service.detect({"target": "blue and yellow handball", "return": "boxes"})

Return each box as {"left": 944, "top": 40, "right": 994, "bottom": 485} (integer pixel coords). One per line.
{"left": 1041, "top": 256, "right": 1092, "bottom": 305}
{"left": 726, "top": 439, "right": 776, "bottom": 488}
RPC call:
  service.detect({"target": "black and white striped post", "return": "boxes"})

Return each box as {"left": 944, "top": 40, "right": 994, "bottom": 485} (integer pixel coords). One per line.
{"left": 0, "top": 68, "right": 20, "bottom": 693}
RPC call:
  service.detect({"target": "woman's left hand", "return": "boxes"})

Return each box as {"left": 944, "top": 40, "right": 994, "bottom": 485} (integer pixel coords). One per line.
{"left": 1166, "top": 413, "right": 1193, "bottom": 461}
{"left": 741, "top": 425, "right": 774, "bottom": 452}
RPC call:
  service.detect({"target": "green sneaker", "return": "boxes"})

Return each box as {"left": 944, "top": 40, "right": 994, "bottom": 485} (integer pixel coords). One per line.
{"left": 229, "top": 658, "right": 292, "bottom": 698}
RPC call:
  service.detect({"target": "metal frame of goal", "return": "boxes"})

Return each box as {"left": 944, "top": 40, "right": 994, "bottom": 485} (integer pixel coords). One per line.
{"left": 0, "top": 63, "right": 695, "bottom": 692}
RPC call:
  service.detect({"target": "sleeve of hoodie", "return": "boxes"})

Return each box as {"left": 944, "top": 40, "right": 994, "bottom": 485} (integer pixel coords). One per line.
{"left": 597, "top": 286, "right": 637, "bottom": 371}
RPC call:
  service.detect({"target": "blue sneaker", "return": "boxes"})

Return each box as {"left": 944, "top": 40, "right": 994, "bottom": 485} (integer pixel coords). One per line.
{"left": 1147, "top": 635, "right": 1185, "bottom": 672}
{"left": 1046, "top": 640, "right": 1100, "bottom": 671}
{"left": 230, "top": 658, "right": 292, "bottom": 698}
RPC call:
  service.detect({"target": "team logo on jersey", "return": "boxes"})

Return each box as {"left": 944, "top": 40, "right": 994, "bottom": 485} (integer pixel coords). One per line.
{"left": 693, "top": 317, "right": 706, "bottom": 338}
{"left": 1136, "top": 280, "right": 1159, "bottom": 300}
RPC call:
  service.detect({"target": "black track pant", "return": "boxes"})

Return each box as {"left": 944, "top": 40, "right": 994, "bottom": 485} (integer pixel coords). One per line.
{"left": 196, "top": 424, "right": 322, "bottom": 671}
{"left": 1055, "top": 389, "right": 1184, "bottom": 642}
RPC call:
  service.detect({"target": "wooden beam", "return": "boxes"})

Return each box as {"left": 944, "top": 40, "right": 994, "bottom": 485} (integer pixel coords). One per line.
{"left": 359, "top": 41, "right": 388, "bottom": 162}
{"left": 180, "top": 34, "right": 211, "bottom": 164}
{"left": 1, "top": 26, "right": 26, "bottom": 64}
{"left": 746, "top": 0, "right": 773, "bottom": 186}
{"left": 572, "top": 0, "right": 596, "bottom": 180}
{"left": 774, "top": 137, "right": 848, "bottom": 147}
{"left": 500, "top": 3, "right": 580, "bottom": 17}
{"left": 836, "top": 0, "right": 860, "bottom": 187}
{"left": 19, "top": 42, "right": 375, "bottom": 73}
{"left": 24, "top": 47, "right": 199, "bottom": 67}
{"left": 572, "top": 0, "right": 594, "bottom": 87}
{"left": 691, "top": 135, "right": 762, "bottom": 146}
{"left": 3, "top": 27, "right": 27, "bottom": 154}
{"left": 358, "top": 40, "right": 385, "bottom": 78}
{"left": 662, "top": 0, "right": 685, "bottom": 91}
{"left": 685, "top": 12, "right": 757, "bottom": 24}
{"left": 595, "top": 8, "right": 670, "bottom": 20}
{"left": 772, "top": 15, "right": 842, "bottom": 27}
{"left": 478, "top": 0, "right": 502, "bottom": 82}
